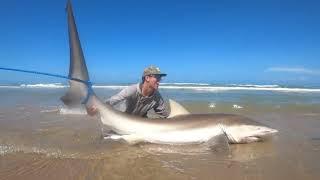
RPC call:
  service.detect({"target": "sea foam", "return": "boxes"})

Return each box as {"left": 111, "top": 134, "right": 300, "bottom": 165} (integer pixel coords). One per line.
{"left": 20, "top": 83, "right": 66, "bottom": 88}
{"left": 1, "top": 83, "right": 320, "bottom": 93}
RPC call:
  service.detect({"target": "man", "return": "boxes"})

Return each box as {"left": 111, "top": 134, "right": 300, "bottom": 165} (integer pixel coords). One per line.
{"left": 87, "top": 65, "right": 169, "bottom": 118}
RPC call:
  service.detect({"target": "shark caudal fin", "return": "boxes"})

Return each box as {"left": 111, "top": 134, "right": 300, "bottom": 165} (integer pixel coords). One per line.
{"left": 61, "top": 0, "right": 92, "bottom": 107}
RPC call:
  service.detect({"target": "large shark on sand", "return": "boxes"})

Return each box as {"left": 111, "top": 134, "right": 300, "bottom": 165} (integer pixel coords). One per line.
{"left": 61, "top": 1, "right": 278, "bottom": 145}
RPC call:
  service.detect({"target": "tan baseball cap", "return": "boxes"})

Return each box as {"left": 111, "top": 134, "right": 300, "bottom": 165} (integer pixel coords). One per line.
{"left": 142, "top": 65, "right": 167, "bottom": 77}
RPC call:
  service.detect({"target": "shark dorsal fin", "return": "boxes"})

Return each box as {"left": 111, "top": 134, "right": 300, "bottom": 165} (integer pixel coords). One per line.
{"left": 168, "top": 99, "right": 190, "bottom": 118}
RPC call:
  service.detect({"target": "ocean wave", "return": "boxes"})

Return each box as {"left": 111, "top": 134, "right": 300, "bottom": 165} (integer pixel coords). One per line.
{"left": 90, "top": 85, "right": 320, "bottom": 92}
{"left": 92, "top": 85, "right": 128, "bottom": 89}
{"left": 0, "top": 144, "right": 63, "bottom": 157}
{"left": 229, "top": 84, "right": 280, "bottom": 88}
{"left": 59, "top": 107, "right": 87, "bottom": 115}
{"left": 20, "top": 83, "right": 67, "bottom": 88}
{"left": 0, "top": 85, "right": 20, "bottom": 88}
{"left": 158, "top": 86, "right": 320, "bottom": 92}
{"left": 1, "top": 83, "right": 320, "bottom": 93}
{"left": 160, "top": 82, "right": 210, "bottom": 86}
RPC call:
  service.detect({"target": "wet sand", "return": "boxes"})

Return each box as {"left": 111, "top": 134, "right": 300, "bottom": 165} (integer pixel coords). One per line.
{"left": 1, "top": 102, "right": 320, "bottom": 180}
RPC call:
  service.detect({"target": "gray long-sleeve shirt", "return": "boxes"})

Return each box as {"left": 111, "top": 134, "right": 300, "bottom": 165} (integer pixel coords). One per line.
{"left": 106, "top": 83, "right": 169, "bottom": 118}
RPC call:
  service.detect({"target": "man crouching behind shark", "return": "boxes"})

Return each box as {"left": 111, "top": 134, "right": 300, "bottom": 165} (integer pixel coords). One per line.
{"left": 61, "top": 1, "right": 278, "bottom": 145}
{"left": 87, "top": 65, "right": 170, "bottom": 118}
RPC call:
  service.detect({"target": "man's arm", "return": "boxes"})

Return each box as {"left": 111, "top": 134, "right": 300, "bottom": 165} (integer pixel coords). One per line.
{"left": 87, "top": 85, "right": 136, "bottom": 116}
{"left": 106, "top": 85, "right": 136, "bottom": 105}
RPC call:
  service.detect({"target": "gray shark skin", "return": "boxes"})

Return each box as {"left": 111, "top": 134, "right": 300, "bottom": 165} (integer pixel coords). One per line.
{"left": 62, "top": 1, "right": 278, "bottom": 145}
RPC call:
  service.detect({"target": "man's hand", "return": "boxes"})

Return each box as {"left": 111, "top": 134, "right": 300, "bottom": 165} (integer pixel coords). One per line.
{"left": 86, "top": 106, "right": 98, "bottom": 116}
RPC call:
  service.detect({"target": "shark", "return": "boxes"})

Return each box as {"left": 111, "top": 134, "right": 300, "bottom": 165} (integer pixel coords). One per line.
{"left": 61, "top": 1, "right": 278, "bottom": 145}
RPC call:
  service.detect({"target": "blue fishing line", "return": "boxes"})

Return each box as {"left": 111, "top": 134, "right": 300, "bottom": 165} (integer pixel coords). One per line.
{"left": 82, "top": 83, "right": 93, "bottom": 104}
{"left": 0, "top": 67, "right": 92, "bottom": 104}
{"left": 0, "top": 67, "right": 90, "bottom": 84}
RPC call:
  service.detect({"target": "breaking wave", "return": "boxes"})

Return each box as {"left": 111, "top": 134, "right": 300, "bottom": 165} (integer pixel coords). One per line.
{"left": 228, "top": 84, "right": 280, "bottom": 88}
{"left": 20, "top": 83, "right": 66, "bottom": 88}
{"left": 92, "top": 85, "right": 320, "bottom": 93}
{"left": 160, "top": 82, "right": 210, "bottom": 86}
{"left": 0, "top": 83, "right": 320, "bottom": 93}
{"left": 59, "top": 106, "right": 88, "bottom": 115}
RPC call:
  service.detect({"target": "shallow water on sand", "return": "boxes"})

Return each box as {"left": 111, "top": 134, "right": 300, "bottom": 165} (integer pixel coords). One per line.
{"left": 0, "top": 88, "right": 320, "bottom": 180}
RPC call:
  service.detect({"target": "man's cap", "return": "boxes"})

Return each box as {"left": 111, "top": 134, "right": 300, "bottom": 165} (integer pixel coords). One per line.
{"left": 142, "top": 65, "right": 167, "bottom": 77}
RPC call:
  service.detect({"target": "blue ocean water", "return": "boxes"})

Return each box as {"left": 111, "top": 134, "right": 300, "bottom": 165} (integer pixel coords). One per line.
{"left": 1, "top": 82, "right": 319, "bottom": 111}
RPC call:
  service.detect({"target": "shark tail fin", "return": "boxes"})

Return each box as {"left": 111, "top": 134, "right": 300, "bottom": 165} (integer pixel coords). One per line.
{"left": 168, "top": 99, "right": 190, "bottom": 118}
{"left": 61, "top": 0, "right": 93, "bottom": 107}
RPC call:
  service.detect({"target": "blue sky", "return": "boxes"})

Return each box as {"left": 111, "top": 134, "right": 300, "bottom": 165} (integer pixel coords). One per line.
{"left": 0, "top": 0, "right": 319, "bottom": 85}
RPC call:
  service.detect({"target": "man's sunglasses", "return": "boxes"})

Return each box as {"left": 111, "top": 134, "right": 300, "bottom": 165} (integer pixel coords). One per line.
{"left": 149, "top": 75, "right": 162, "bottom": 81}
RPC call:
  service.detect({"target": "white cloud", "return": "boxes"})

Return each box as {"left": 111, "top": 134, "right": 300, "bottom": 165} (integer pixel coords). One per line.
{"left": 266, "top": 67, "right": 320, "bottom": 75}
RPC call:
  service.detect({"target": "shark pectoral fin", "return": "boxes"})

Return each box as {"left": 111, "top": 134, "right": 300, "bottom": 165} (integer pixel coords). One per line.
{"left": 168, "top": 99, "right": 190, "bottom": 118}
{"left": 207, "top": 133, "right": 230, "bottom": 153}
{"left": 122, "top": 134, "right": 145, "bottom": 145}
{"left": 103, "top": 134, "right": 142, "bottom": 144}
{"left": 103, "top": 134, "right": 123, "bottom": 140}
